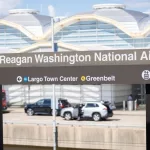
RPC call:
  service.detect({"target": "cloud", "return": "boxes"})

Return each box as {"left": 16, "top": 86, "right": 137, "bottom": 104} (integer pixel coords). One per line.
{"left": 0, "top": 0, "right": 21, "bottom": 16}
{"left": 144, "top": 9, "right": 150, "bottom": 14}
{"left": 124, "top": 0, "right": 150, "bottom": 9}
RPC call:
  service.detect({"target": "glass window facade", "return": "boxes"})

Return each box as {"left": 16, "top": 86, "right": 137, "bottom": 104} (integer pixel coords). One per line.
{"left": 0, "top": 25, "right": 35, "bottom": 49}
{"left": 54, "top": 20, "right": 150, "bottom": 49}
{"left": 1, "top": 20, "right": 150, "bottom": 50}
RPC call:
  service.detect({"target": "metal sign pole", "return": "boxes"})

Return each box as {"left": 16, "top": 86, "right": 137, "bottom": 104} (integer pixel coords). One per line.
{"left": 52, "top": 84, "right": 56, "bottom": 150}
{"left": 51, "top": 13, "right": 56, "bottom": 150}
{"left": 0, "top": 85, "right": 3, "bottom": 150}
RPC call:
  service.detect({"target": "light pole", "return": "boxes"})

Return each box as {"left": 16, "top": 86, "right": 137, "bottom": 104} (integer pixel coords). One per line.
{"left": 48, "top": 5, "right": 56, "bottom": 150}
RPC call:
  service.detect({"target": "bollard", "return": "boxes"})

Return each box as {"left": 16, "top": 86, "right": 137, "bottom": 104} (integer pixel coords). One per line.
{"left": 127, "top": 101, "right": 134, "bottom": 111}
{"left": 134, "top": 100, "right": 137, "bottom": 111}
{"left": 123, "top": 101, "right": 126, "bottom": 111}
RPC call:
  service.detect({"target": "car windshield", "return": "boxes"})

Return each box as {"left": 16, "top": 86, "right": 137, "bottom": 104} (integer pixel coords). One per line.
{"left": 36, "top": 99, "right": 44, "bottom": 105}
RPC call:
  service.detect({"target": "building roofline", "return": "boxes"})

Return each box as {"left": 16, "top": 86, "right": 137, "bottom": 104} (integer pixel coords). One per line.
{"left": 1, "top": 13, "right": 150, "bottom": 41}
{"left": 93, "top": 4, "right": 126, "bottom": 10}
{"left": 9, "top": 9, "right": 39, "bottom": 15}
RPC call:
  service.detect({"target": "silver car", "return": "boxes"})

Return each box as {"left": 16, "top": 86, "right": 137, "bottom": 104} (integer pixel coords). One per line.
{"left": 60, "top": 102, "right": 112, "bottom": 121}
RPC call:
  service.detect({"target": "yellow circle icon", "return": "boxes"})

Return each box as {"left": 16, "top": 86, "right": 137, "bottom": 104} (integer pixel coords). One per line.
{"left": 81, "top": 76, "right": 86, "bottom": 81}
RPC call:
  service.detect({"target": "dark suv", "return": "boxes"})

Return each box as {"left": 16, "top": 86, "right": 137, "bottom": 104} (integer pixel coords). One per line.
{"left": 24, "top": 98, "right": 71, "bottom": 116}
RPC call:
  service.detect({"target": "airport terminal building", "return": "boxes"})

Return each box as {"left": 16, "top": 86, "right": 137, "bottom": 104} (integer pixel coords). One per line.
{"left": 1, "top": 4, "right": 147, "bottom": 106}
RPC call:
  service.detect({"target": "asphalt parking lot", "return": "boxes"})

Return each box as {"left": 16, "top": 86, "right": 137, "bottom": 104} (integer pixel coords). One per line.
{"left": 3, "top": 108, "right": 146, "bottom": 127}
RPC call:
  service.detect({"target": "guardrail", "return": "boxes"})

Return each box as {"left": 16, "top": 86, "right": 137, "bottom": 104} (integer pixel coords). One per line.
{"left": 3, "top": 120, "right": 146, "bottom": 128}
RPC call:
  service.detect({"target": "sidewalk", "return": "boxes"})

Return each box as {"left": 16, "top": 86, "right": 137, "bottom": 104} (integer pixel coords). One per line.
{"left": 113, "top": 104, "right": 146, "bottom": 115}
{"left": 114, "top": 110, "right": 146, "bottom": 116}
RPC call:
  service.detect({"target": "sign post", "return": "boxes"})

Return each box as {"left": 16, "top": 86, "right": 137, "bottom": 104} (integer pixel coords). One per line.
{"left": 50, "top": 5, "right": 57, "bottom": 150}
{"left": 52, "top": 84, "right": 56, "bottom": 150}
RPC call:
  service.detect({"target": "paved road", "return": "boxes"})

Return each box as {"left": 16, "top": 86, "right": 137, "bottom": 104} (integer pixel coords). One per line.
{"left": 3, "top": 108, "right": 146, "bottom": 127}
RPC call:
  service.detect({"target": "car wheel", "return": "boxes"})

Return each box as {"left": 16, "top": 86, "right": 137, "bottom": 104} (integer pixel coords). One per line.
{"left": 51, "top": 110, "right": 59, "bottom": 116}
{"left": 64, "top": 112, "right": 72, "bottom": 120}
{"left": 27, "top": 108, "right": 34, "bottom": 116}
{"left": 92, "top": 113, "right": 101, "bottom": 121}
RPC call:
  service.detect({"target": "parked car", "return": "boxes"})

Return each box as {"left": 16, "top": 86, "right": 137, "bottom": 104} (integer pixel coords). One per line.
{"left": 100, "top": 100, "right": 114, "bottom": 113}
{"left": 2, "top": 89, "right": 7, "bottom": 110}
{"left": 24, "top": 98, "right": 71, "bottom": 116}
{"left": 58, "top": 98, "right": 71, "bottom": 109}
{"left": 60, "top": 102, "right": 113, "bottom": 121}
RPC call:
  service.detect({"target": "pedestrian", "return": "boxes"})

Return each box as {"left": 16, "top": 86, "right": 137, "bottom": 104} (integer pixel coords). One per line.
{"left": 135, "top": 93, "right": 140, "bottom": 108}
{"left": 126, "top": 94, "right": 133, "bottom": 108}
{"left": 128, "top": 94, "right": 133, "bottom": 101}
{"left": 77, "top": 104, "right": 83, "bottom": 121}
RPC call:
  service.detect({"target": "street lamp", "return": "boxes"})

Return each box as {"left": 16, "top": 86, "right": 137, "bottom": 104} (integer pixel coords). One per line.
{"left": 48, "top": 5, "right": 56, "bottom": 150}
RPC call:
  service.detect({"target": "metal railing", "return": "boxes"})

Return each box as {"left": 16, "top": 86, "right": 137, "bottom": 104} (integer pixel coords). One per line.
{"left": 3, "top": 120, "right": 146, "bottom": 128}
